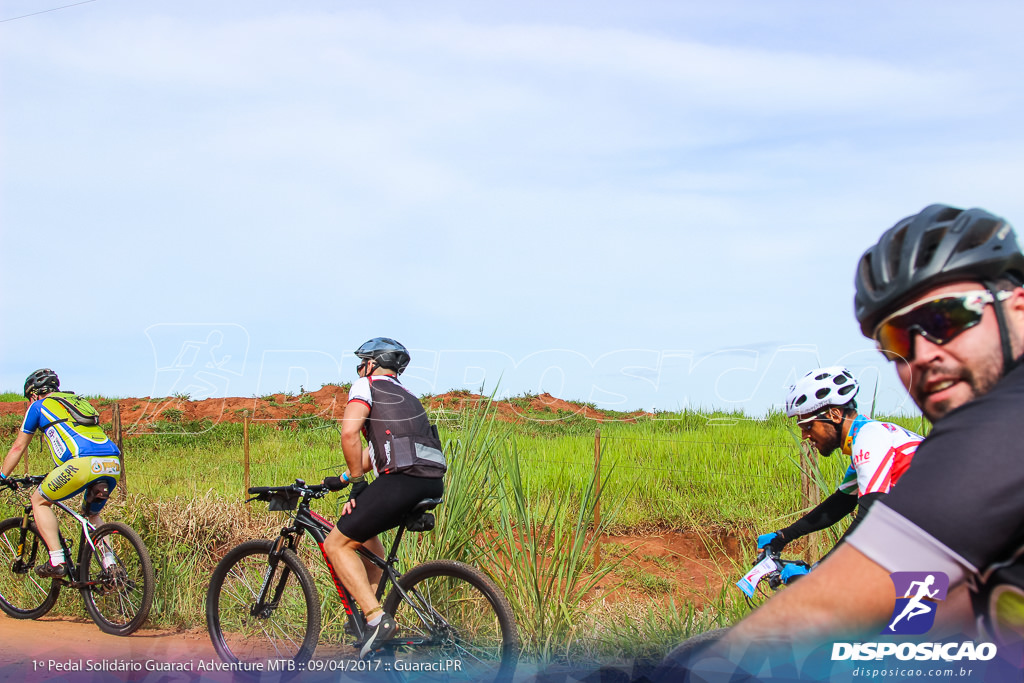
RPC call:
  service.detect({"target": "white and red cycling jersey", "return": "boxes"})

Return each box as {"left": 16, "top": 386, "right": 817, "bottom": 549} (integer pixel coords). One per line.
{"left": 836, "top": 415, "right": 923, "bottom": 497}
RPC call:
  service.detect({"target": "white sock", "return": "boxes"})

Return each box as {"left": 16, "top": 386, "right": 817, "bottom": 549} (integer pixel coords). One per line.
{"left": 367, "top": 613, "right": 382, "bottom": 627}
{"left": 49, "top": 549, "right": 65, "bottom": 566}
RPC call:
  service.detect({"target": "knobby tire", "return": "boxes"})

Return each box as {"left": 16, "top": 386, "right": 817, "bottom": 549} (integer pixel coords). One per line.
{"left": 81, "top": 521, "right": 155, "bottom": 635}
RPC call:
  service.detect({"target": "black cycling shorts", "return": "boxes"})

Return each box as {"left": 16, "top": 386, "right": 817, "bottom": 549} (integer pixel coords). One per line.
{"left": 335, "top": 472, "right": 444, "bottom": 543}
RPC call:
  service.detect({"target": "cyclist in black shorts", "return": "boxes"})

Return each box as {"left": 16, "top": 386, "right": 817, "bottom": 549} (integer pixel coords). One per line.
{"left": 321, "top": 337, "right": 446, "bottom": 658}
{"left": 715, "top": 204, "right": 1024, "bottom": 648}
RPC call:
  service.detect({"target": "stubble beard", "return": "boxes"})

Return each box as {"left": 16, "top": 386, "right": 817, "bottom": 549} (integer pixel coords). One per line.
{"left": 913, "top": 358, "right": 1002, "bottom": 422}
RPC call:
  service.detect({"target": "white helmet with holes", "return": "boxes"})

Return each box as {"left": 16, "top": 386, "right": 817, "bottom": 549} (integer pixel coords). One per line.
{"left": 784, "top": 366, "right": 859, "bottom": 418}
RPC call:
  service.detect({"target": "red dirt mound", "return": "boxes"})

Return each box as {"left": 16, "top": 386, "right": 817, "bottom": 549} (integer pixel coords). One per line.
{"left": 0, "top": 389, "right": 651, "bottom": 433}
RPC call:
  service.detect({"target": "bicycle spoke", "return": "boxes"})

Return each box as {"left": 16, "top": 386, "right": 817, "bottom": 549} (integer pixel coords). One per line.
{"left": 81, "top": 523, "right": 154, "bottom": 635}
{"left": 0, "top": 518, "right": 60, "bottom": 619}
{"left": 0, "top": 533, "right": 49, "bottom": 595}
{"left": 385, "top": 560, "right": 518, "bottom": 682}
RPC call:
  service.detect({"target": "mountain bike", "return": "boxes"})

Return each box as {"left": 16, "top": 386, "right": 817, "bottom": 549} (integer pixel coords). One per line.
{"left": 205, "top": 478, "right": 519, "bottom": 681}
{"left": 0, "top": 474, "right": 155, "bottom": 635}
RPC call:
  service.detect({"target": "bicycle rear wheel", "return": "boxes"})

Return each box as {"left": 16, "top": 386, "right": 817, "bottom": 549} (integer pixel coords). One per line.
{"left": 0, "top": 517, "right": 61, "bottom": 619}
{"left": 81, "top": 521, "right": 155, "bottom": 635}
{"left": 383, "top": 559, "right": 519, "bottom": 682}
{"left": 206, "top": 540, "right": 322, "bottom": 668}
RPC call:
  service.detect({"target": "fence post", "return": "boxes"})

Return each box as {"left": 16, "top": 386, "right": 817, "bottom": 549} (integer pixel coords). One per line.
{"left": 799, "top": 440, "right": 810, "bottom": 510}
{"left": 243, "top": 410, "right": 251, "bottom": 499}
{"left": 593, "top": 427, "right": 601, "bottom": 568}
{"left": 112, "top": 401, "right": 127, "bottom": 495}
{"left": 799, "top": 440, "right": 820, "bottom": 561}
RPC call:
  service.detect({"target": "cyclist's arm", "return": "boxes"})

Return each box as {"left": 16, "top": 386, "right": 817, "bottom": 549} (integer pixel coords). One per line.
{"left": 1, "top": 431, "right": 32, "bottom": 478}
{"left": 723, "top": 542, "right": 894, "bottom": 644}
{"left": 840, "top": 491, "right": 885, "bottom": 536}
{"left": 340, "top": 401, "right": 370, "bottom": 477}
{"left": 810, "top": 492, "right": 888, "bottom": 563}
{"left": 778, "top": 490, "right": 857, "bottom": 542}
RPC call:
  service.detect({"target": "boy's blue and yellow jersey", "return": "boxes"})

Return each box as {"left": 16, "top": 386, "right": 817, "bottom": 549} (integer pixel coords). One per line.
{"left": 20, "top": 392, "right": 120, "bottom": 467}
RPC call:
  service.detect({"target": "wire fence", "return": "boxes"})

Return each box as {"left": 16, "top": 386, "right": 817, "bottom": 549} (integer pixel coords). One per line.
{"left": 7, "top": 406, "right": 833, "bottom": 535}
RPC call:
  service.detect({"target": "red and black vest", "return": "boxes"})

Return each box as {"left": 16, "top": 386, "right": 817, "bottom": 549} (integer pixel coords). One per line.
{"left": 364, "top": 376, "right": 446, "bottom": 478}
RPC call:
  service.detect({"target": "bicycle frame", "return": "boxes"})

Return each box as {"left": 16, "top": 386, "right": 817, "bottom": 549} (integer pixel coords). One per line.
{"left": 8, "top": 478, "right": 106, "bottom": 591}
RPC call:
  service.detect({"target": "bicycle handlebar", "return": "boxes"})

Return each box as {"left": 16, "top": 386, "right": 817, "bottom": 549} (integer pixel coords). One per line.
{"left": 1, "top": 474, "right": 46, "bottom": 491}
{"left": 245, "top": 477, "right": 350, "bottom": 506}
{"left": 746, "top": 547, "right": 811, "bottom": 592}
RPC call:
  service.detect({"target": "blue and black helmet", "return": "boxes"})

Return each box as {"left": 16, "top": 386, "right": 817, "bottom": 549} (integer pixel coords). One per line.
{"left": 355, "top": 338, "right": 411, "bottom": 374}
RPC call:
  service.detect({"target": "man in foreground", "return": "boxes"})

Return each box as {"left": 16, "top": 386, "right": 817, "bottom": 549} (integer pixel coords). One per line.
{"left": 663, "top": 204, "right": 1024, "bottom": 676}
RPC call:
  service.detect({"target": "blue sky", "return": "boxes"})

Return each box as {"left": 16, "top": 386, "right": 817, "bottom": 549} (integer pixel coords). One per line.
{"left": 3, "top": 0, "right": 1024, "bottom": 415}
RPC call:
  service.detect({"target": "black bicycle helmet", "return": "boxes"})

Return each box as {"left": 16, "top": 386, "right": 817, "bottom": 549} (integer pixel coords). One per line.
{"left": 855, "top": 204, "right": 1024, "bottom": 338}
{"left": 354, "top": 337, "right": 411, "bottom": 374}
{"left": 24, "top": 368, "right": 59, "bottom": 399}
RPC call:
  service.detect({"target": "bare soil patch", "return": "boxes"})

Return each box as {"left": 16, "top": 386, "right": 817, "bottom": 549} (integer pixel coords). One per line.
{"left": 0, "top": 389, "right": 650, "bottom": 431}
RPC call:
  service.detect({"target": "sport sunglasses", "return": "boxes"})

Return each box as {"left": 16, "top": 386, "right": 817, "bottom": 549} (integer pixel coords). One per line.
{"left": 796, "top": 409, "right": 833, "bottom": 426}
{"left": 873, "top": 290, "right": 1011, "bottom": 361}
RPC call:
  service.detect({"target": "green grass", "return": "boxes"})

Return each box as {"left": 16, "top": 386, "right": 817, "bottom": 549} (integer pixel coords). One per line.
{"left": 35, "top": 408, "right": 863, "bottom": 533}
{"left": 618, "top": 567, "right": 676, "bottom": 595}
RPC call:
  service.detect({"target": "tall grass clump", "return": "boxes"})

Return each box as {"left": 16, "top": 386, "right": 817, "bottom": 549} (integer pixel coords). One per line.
{"left": 485, "top": 443, "right": 622, "bottom": 659}
{"left": 399, "top": 394, "right": 506, "bottom": 568}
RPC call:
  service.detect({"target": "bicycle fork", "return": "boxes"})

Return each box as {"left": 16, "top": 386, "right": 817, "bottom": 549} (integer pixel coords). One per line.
{"left": 11, "top": 512, "right": 42, "bottom": 576}
{"left": 252, "top": 535, "right": 295, "bottom": 618}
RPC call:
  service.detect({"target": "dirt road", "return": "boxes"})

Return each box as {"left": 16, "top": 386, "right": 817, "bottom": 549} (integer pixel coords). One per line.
{"left": 0, "top": 615, "right": 606, "bottom": 683}
{"left": 0, "top": 615, "right": 233, "bottom": 682}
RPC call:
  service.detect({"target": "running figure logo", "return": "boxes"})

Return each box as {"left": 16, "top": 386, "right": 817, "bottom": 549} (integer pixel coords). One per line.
{"left": 884, "top": 571, "right": 949, "bottom": 635}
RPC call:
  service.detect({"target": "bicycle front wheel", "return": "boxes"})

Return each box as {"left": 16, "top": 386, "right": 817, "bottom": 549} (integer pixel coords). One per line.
{"left": 81, "top": 522, "right": 155, "bottom": 635}
{"left": 383, "top": 559, "right": 519, "bottom": 681}
{"left": 0, "top": 517, "right": 61, "bottom": 619}
{"left": 206, "top": 540, "right": 322, "bottom": 667}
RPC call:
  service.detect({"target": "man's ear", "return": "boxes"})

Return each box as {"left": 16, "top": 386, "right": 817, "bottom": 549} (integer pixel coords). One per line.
{"left": 1005, "top": 287, "right": 1024, "bottom": 355}
{"left": 1007, "top": 286, "right": 1024, "bottom": 314}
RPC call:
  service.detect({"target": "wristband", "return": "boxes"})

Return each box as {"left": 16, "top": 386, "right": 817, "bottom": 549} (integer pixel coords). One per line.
{"left": 348, "top": 474, "right": 366, "bottom": 484}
